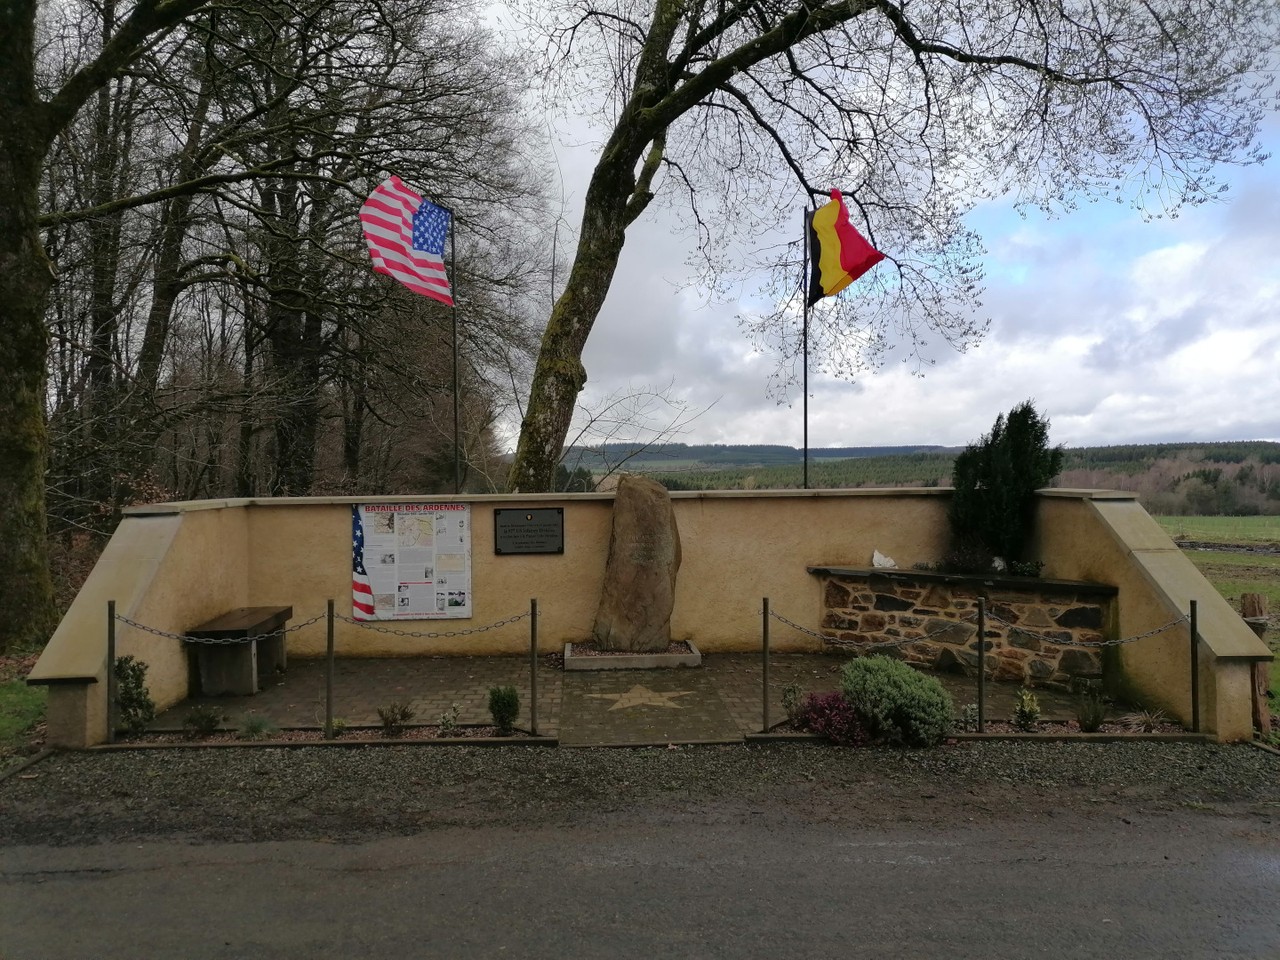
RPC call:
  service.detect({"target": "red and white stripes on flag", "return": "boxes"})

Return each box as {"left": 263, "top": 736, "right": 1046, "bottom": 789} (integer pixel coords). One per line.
{"left": 359, "top": 175, "right": 455, "bottom": 306}
{"left": 352, "top": 507, "right": 375, "bottom": 620}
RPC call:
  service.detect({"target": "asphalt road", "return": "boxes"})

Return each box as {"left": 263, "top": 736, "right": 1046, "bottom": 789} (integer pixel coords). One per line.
{"left": 3, "top": 809, "right": 1278, "bottom": 959}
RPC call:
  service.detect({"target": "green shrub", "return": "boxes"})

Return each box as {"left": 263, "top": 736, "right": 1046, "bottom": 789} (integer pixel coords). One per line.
{"left": 1117, "top": 708, "right": 1167, "bottom": 733}
{"left": 1075, "top": 688, "right": 1107, "bottom": 733}
{"left": 956, "top": 702, "right": 980, "bottom": 733}
{"left": 1011, "top": 688, "right": 1040, "bottom": 732}
{"left": 780, "top": 681, "right": 804, "bottom": 724}
{"left": 948, "top": 400, "right": 1064, "bottom": 568}
{"left": 488, "top": 685, "right": 519, "bottom": 735}
{"left": 238, "top": 713, "right": 277, "bottom": 741}
{"left": 438, "top": 702, "right": 461, "bottom": 735}
{"left": 113, "top": 655, "right": 156, "bottom": 735}
{"left": 838, "top": 656, "right": 953, "bottom": 748}
{"left": 182, "top": 704, "right": 225, "bottom": 738}
{"left": 377, "top": 701, "right": 416, "bottom": 737}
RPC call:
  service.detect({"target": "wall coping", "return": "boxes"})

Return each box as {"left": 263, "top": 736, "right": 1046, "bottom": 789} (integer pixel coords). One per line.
{"left": 122, "top": 487, "right": 1138, "bottom": 515}
{"left": 806, "top": 566, "right": 1119, "bottom": 597}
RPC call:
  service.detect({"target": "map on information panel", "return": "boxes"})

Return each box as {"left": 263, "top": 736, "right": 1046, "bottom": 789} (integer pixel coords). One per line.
{"left": 352, "top": 504, "right": 472, "bottom": 620}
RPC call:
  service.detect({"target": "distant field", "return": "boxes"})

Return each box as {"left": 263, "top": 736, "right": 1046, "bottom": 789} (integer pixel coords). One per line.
{"left": 1154, "top": 515, "right": 1280, "bottom": 544}
{"left": 1158, "top": 519, "right": 1279, "bottom": 699}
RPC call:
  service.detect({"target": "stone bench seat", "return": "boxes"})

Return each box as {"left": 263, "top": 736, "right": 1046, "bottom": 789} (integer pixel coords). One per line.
{"left": 185, "top": 606, "right": 292, "bottom": 696}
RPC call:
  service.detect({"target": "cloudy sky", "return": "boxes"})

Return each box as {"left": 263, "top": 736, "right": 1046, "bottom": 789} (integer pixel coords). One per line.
{"left": 507, "top": 111, "right": 1280, "bottom": 454}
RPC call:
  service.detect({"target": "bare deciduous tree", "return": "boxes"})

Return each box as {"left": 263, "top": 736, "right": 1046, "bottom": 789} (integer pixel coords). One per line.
{"left": 505, "top": 0, "right": 1276, "bottom": 492}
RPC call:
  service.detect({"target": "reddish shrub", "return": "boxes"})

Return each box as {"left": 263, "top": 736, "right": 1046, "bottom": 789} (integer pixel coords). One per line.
{"left": 794, "top": 691, "right": 870, "bottom": 746}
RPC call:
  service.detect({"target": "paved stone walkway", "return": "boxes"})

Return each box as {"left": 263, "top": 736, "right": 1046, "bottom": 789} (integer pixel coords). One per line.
{"left": 151, "top": 653, "right": 1090, "bottom": 745}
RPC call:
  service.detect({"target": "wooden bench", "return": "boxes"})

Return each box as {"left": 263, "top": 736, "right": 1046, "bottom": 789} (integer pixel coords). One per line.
{"left": 185, "top": 606, "right": 293, "bottom": 696}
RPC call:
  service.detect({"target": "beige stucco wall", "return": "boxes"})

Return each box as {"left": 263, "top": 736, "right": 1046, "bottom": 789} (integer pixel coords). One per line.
{"left": 31, "top": 487, "right": 1269, "bottom": 745}
{"left": 28, "top": 503, "right": 249, "bottom": 745}
{"left": 235, "top": 490, "right": 950, "bottom": 657}
{"left": 1032, "top": 492, "right": 1271, "bottom": 740}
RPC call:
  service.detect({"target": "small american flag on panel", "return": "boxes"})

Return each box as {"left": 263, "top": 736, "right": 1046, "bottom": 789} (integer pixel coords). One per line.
{"left": 359, "top": 175, "right": 454, "bottom": 306}
{"left": 352, "top": 508, "right": 375, "bottom": 620}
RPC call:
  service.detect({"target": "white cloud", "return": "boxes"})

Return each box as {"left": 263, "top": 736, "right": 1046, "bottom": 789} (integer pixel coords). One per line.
{"left": 504, "top": 112, "right": 1280, "bottom": 453}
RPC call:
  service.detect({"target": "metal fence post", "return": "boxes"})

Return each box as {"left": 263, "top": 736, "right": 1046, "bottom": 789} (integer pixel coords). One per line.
{"left": 529, "top": 598, "right": 538, "bottom": 736}
{"left": 106, "top": 600, "right": 117, "bottom": 744}
{"left": 977, "top": 598, "right": 986, "bottom": 734}
{"left": 762, "top": 597, "right": 770, "bottom": 733}
{"left": 325, "top": 600, "right": 335, "bottom": 739}
{"left": 1189, "top": 599, "right": 1200, "bottom": 733}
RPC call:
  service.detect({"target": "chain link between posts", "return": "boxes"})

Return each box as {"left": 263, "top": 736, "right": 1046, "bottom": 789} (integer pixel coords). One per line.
{"left": 983, "top": 609, "right": 1190, "bottom": 648}
{"left": 337, "top": 611, "right": 530, "bottom": 639}
{"left": 768, "top": 607, "right": 980, "bottom": 649}
{"left": 114, "top": 609, "right": 531, "bottom": 643}
{"left": 768, "top": 606, "right": 1191, "bottom": 650}
{"left": 114, "top": 611, "right": 328, "bottom": 644}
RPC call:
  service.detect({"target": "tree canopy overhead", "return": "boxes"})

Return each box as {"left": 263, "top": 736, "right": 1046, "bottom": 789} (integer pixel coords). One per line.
{"left": 505, "top": 0, "right": 1277, "bottom": 491}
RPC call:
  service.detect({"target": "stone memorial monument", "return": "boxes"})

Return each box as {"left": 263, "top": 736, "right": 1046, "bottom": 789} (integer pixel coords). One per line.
{"left": 592, "top": 474, "right": 682, "bottom": 652}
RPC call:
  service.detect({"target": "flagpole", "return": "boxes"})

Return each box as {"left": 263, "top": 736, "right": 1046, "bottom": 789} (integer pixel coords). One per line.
{"left": 450, "top": 210, "right": 460, "bottom": 495}
{"left": 802, "top": 206, "right": 811, "bottom": 491}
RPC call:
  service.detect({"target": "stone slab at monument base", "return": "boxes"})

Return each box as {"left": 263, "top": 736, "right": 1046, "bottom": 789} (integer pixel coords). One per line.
{"left": 563, "top": 640, "right": 702, "bottom": 671}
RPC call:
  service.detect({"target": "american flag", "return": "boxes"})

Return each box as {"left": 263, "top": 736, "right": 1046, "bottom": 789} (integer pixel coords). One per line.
{"left": 352, "top": 508, "right": 375, "bottom": 620}
{"left": 359, "top": 175, "right": 454, "bottom": 306}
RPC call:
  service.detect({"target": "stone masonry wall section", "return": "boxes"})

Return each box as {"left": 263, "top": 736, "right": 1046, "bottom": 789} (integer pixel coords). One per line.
{"left": 811, "top": 568, "right": 1118, "bottom": 690}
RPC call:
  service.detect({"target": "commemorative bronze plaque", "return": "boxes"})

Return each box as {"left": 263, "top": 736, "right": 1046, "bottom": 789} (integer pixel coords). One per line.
{"left": 494, "top": 508, "right": 564, "bottom": 555}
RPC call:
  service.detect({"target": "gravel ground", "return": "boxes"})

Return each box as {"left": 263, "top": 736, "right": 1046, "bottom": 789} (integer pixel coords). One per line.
{"left": 1, "top": 740, "right": 1276, "bottom": 846}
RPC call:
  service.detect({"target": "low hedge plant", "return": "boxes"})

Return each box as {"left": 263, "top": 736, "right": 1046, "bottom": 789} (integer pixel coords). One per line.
{"left": 839, "top": 655, "right": 953, "bottom": 748}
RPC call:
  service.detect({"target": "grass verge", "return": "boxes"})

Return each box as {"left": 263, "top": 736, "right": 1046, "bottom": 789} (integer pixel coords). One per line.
{"left": 0, "top": 653, "right": 46, "bottom": 770}
{"left": 1154, "top": 515, "right": 1280, "bottom": 544}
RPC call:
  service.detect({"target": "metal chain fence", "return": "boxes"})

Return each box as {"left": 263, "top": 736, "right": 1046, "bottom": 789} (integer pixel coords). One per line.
{"left": 337, "top": 611, "right": 531, "bottom": 639}
{"left": 983, "top": 609, "right": 1190, "bottom": 648}
{"left": 768, "top": 607, "right": 979, "bottom": 650}
{"left": 113, "top": 609, "right": 532, "bottom": 643}
{"left": 767, "top": 606, "right": 1189, "bottom": 651}
{"left": 114, "top": 611, "right": 328, "bottom": 644}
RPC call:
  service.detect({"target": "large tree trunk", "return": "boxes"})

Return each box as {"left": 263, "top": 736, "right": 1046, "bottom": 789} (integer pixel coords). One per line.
{"left": 0, "top": 7, "right": 57, "bottom": 650}
{"left": 507, "top": 139, "right": 661, "bottom": 492}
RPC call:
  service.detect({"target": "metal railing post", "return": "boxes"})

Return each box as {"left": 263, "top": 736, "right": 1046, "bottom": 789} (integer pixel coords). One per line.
{"left": 106, "top": 600, "right": 117, "bottom": 744}
{"left": 977, "top": 598, "right": 986, "bottom": 734}
{"left": 529, "top": 599, "right": 538, "bottom": 736}
{"left": 325, "top": 600, "right": 335, "bottom": 739}
{"left": 762, "top": 597, "right": 770, "bottom": 733}
{"left": 1189, "top": 599, "right": 1200, "bottom": 733}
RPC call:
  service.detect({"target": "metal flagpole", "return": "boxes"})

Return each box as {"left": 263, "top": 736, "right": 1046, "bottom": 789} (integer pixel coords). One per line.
{"left": 802, "top": 206, "right": 811, "bottom": 490}
{"left": 450, "top": 212, "right": 461, "bottom": 495}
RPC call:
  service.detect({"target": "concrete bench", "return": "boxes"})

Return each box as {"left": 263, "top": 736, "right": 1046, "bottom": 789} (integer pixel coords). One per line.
{"left": 185, "top": 606, "right": 293, "bottom": 696}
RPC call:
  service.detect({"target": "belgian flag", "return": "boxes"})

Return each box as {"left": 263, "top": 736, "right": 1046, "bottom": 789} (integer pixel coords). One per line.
{"left": 806, "top": 189, "right": 884, "bottom": 307}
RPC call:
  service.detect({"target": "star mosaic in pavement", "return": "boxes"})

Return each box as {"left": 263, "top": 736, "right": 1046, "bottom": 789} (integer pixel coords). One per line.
{"left": 585, "top": 685, "right": 695, "bottom": 711}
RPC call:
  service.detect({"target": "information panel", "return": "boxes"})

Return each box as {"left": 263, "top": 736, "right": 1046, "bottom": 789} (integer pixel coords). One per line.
{"left": 352, "top": 504, "right": 471, "bottom": 619}
{"left": 494, "top": 508, "right": 564, "bottom": 555}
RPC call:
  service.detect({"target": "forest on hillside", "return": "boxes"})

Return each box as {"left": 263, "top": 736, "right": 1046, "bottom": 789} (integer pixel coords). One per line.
{"left": 603, "top": 441, "right": 1280, "bottom": 516}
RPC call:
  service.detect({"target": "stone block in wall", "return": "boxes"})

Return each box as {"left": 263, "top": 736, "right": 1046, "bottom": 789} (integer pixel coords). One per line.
{"left": 934, "top": 647, "right": 978, "bottom": 674}
{"left": 919, "top": 584, "right": 952, "bottom": 609}
{"left": 990, "top": 602, "right": 1020, "bottom": 624}
{"left": 860, "top": 612, "right": 887, "bottom": 632}
{"left": 1056, "top": 606, "right": 1103, "bottom": 629}
{"left": 1028, "top": 659, "right": 1054, "bottom": 680}
{"left": 1059, "top": 648, "right": 1102, "bottom": 677}
{"left": 825, "top": 581, "right": 851, "bottom": 608}
{"left": 1020, "top": 607, "right": 1055, "bottom": 628}
{"left": 874, "top": 593, "right": 915, "bottom": 612}
{"left": 1008, "top": 630, "right": 1042, "bottom": 652}
{"left": 994, "top": 651, "right": 1029, "bottom": 682}
{"left": 929, "top": 619, "right": 975, "bottom": 646}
